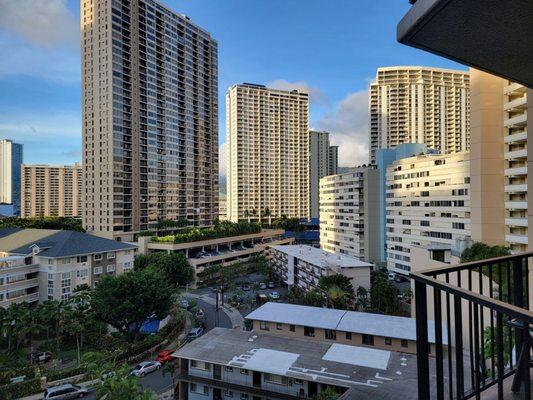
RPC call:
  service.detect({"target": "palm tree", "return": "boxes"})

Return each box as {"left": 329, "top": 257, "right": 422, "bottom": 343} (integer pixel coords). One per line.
{"left": 39, "top": 300, "right": 64, "bottom": 351}
{"left": 243, "top": 210, "right": 250, "bottom": 223}
{"left": 264, "top": 207, "right": 272, "bottom": 226}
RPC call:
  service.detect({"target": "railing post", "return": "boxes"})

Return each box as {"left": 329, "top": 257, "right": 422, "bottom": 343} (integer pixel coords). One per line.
{"left": 415, "top": 280, "right": 430, "bottom": 400}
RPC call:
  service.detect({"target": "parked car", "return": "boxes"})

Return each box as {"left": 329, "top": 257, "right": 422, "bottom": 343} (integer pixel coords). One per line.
{"left": 181, "top": 299, "right": 190, "bottom": 309}
{"left": 241, "top": 284, "right": 251, "bottom": 291}
{"left": 44, "top": 383, "right": 88, "bottom": 399}
{"left": 388, "top": 272, "right": 396, "bottom": 281}
{"left": 187, "top": 327, "right": 205, "bottom": 339}
{"left": 28, "top": 351, "right": 52, "bottom": 364}
{"left": 394, "top": 274, "right": 407, "bottom": 283}
{"left": 259, "top": 283, "right": 267, "bottom": 290}
{"left": 156, "top": 350, "right": 176, "bottom": 364}
{"left": 267, "top": 282, "right": 276, "bottom": 289}
{"left": 269, "top": 291, "right": 280, "bottom": 300}
{"left": 194, "top": 251, "right": 206, "bottom": 258}
{"left": 130, "top": 361, "right": 161, "bottom": 377}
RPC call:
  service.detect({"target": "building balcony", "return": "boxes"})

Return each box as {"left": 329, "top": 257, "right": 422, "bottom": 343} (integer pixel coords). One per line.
{"left": 504, "top": 96, "right": 527, "bottom": 112}
{"left": 504, "top": 114, "right": 528, "bottom": 129}
{"left": 412, "top": 252, "right": 532, "bottom": 400}
{"left": 504, "top": 167, "right": 527, "bottom": 178}
{"left": 504, "top": 218, "right": 528, "bottom": 228}
{"left": 505, "top": 201, "right": 528, "bottom": 211}
{"left": 504, "top": 184, "right": 528, "bottom": 194}
{"left": 505, "top": 234, "right": 528, "bottom": 245}
{"left": 504, "top": 149, "right": 527, "bottom": 161}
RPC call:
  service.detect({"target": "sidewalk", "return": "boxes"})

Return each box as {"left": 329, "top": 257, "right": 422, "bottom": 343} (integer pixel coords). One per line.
{"left": 186, "top": 293, "right": 244, "bottom": 328}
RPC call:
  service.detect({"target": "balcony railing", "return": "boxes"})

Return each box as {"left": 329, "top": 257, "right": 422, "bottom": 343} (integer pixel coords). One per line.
{"left": 412, "top": 252, "right": 532, "bottom": 400}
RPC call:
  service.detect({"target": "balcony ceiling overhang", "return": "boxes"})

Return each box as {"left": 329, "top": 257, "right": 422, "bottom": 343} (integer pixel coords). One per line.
{"left": 397, "top": 0, "right": 533, "bottom": 87}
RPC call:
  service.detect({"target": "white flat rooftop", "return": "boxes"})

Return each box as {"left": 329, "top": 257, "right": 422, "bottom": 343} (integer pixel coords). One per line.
{"left": 246, "top": 302, "right": 447, "bottom": 345}
{"left": 272, "top": 245, "right": 373, "bottom": 269}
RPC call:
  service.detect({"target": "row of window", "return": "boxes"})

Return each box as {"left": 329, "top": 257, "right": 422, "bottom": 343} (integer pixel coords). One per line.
{"left": 258, "top": 322, "right": 410, "bottom": 347}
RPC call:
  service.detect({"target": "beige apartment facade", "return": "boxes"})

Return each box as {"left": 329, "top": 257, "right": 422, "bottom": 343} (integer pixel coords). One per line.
{"left": 81, "top": 0, "right": 219, "bottom": 241}
{"left": 386, "top": 152, "right": 471, "bottom": 274}
{"left": 21, "top": 164, "right": 82, "bottom": 218}
{"left": 369, "top": 66, "right": 470, "bottom": 163}
{"left": 319, "top": 167, "right": 381, "bottom": 264}
{"left": 469, "top": 68, "right": 530, "bottom": 252}
{"left": 226, "top": 84, "right": 310, "bottom": 222}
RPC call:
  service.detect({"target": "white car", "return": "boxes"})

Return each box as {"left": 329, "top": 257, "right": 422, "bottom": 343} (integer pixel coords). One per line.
{"left": 388, "top": 272, "right": 396, "bottom": 281}
{"left": 269, "top": 291, "right": 280, "bottom": 300}
{"left": 130, "top": 361, "right": 161, "bottom": 377}
{"left": 44, "top": 384, "right": 88, "bottom": 399}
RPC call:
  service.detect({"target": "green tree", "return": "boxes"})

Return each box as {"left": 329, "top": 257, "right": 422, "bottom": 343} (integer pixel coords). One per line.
{"left": 38, "top": 300, "right": 64, "bottom": 351}
{"left": 263, "top": 207, "right": 272, "bottom": 226}
{"left": 97, "top": 364, "right": 157, "bottom": 400}
{"left": 162, "top": 362, "right": 178, "bottom": 395}
{"left": 317, "top": 274, "right": 356, "bottom": 309}
{"left": 460, "top": 242, "right": 510, "bottom": 263}
{"left": 313, "top": 387, "right": 338, "bottom": 400}
{"left": 0, "top": 217, "right": 84, "bottom": 231}
{"left": 303, "top": 289, "right": 326, "bottom": 307}
{"left": 143, "top": 252, "right": 193, "bottom": 286}
{"left": 91, "top": 269, "right": 174, "bottom": 340}
{"left": 355, "top": 286, "right": 369, "bottom": 310}
{"left": 370, "top": 271, "right": 400, "bottom": 314}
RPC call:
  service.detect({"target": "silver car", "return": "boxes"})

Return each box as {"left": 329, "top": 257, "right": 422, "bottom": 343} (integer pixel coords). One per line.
{"left": 130, "top": 361, "right": 161, "bottom": 377}
{"left": 44, "top": 384, "right": 88, "bottom": 399}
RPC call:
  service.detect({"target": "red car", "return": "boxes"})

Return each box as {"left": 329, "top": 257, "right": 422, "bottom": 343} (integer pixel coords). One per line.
{"left": 155, "top": 350, "right": 176, "bottom": 364}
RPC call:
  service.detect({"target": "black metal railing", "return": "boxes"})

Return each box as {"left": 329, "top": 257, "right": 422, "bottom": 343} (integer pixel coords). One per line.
{"left": 412, "top": 252, "right": 532, "bottom": 400}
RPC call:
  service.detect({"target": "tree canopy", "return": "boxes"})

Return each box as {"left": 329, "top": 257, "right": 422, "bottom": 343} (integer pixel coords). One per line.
{"left": 370, "top": 271, "right": 401, "bottom": 314}
{"left": 138, "top": 252, "right": 194, "bottom": 286}
{"left": 317, "top": 274, "right": 356, "bottom": 309}
{"left": 0, "top": 217, "right": 84, "bottom": 232}
{"left": 460, "top": 242, "right": 510, "bottom": 263}
{"left": 91, "top": 269, "right": 174, "bottom": 340}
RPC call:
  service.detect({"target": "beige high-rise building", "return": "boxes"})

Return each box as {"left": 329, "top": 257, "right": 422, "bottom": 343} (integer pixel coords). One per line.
{"left": 469, "top": 68, "right": 529, "bottom": 253}
{"left": 386, "top": 152, "right": 471, "bottom": 274}
{"left": 21, "top": 164, "right": 82, "bottom": 218}
{"left": 369, "top": 66, "right": 470, "bottom": 163}
{"left": 309, "top": 131, "right": 338, "bottom": 219}
{"left": 226, "top": 83, "right": 309, "bottom": 222}
{"left": 81, "top": 0, "right": 218, "bottom": 241}
{"left": 319, "top": 167, "right": 381, "bottom": 264}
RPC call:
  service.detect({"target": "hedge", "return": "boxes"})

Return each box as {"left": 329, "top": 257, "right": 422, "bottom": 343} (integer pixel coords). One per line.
{"left": 0, "top": 366, "right": 36, "bottom": 385}
{"left": 44, "top": 365, "right": 86, "bottom": 383}
{"left": 0, "top": 378, "right": 42, "bottom": 400}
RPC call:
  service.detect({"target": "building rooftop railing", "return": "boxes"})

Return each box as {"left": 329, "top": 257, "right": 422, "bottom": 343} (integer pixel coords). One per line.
{"left": 411, "top": 252, "right": 532, "bottom": 400}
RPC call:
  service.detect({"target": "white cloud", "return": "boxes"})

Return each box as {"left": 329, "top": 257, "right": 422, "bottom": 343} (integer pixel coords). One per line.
{"left": 0, "top": 0, "right": 79, "bottom": 49}
{"left": 268, "top": 79, "right": 329, "bottom": 107}
{"left": 218, "top": 142, "right": 227, "bottom": 177}
{"left": 313, "top": 90, "right": 370, "bottom": 167}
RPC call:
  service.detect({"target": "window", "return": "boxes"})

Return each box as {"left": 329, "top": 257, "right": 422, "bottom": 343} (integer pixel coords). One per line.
{"left": 190, "top": 360, "right": 209, "bottom": 371}
{"left": 264, "top": 373, "right": 288, "bottom": 386}
{"left": 225, "top": 390, "right": 233, "bottom": 397}
{"left": 304, "top": 326, "right": 315, "bottom": 337}
{"left": 94, "top": 266, "right": 103, "bottom": 275}
{"left": 345, "top": 332, "right": 352, "bottom": 340}
{"left": 123, "top": 261, "right": 132, "bottom": 271}
{"left": 225, "top": 366, "right": 233, "bottom": 372}
{"left": 401, "top": 339, "right": 409, "bottom": 348}
{"left": 190, "top": 383, "right": 208, "bottom": 395}
{"left": 294, "top": 378, "right": 303, "bottom": 385}
{"left": 325, "top": 329, "right": 336, "bottom": 340}
{"left": 107, "top": 264, "right": 116, "bottom": 273}
{"left": 362, "top": 334, "right": 374, "bottom": 345}
{"left": 76, "top": 269, "right": 88, "bottom": 278}
{"left": 385, "top": 337, "right": 392, "bottom": 345}
{"left": 289, "top": 324, "right": 295, "bottom": 332}
{"left": 107, "top": 252, "right": 115, "bottom": 259}
{"left": 94, "top": 254, "right": 103, "bottom": 261}
{"left": 276, "top": 323, "right": 282, "bottom": 330}
{"left": 260, "top": 321, "right": 269, "bottom": 331}
{"left": 61, "top": 258, "right": 70, "bottom": 264}
{"left": 240, "top": 369, "right": 249, "bottom": 375}
{"left": 77, "top": 255, "right": 88, "bottom": 263}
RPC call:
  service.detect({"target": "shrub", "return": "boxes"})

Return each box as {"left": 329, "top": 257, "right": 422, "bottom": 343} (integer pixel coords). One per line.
{"left": 44, "top": 365, "right": 86, "bottom": 383}
{"left": 0, "top": 378, "right": 42, "bottom": 400}
{"left": 0, "top": 366, "right": 36, "bottom": 385}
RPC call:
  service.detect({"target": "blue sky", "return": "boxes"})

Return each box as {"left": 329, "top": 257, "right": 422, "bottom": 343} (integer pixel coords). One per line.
{"left": 0, "top": 0, "right": 466, "bottom": 172}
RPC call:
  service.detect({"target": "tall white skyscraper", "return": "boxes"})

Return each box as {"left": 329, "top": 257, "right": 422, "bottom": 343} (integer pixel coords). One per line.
{"left": 226, "top": 83, "right": 309, "bottom": 222}
{"left": 0, "top": 139, "right": 23, "bottom": 216}
{"left": 369, "top": 66, "right": 470, "bottom": 163}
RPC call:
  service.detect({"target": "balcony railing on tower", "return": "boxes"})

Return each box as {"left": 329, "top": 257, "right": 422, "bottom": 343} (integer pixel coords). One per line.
{"left": 412, "top": 252, "right": 532, "bottom": 400}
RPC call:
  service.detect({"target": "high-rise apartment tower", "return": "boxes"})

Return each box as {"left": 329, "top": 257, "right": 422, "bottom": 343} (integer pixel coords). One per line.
{"left": 369, "top": 66, "right": 470, "bottom": 163}
{"left": 21, "top": 164, "right": 83, "bottom": 218}
{"left": 81, "top": 0, "right": 218, "bottom": 241}
{"left": 226, "top": 83, "right": 309, "bottom": 222}
{"left": 309, "top": 131, "right": 338, "bottom": 219}
{"left": 0, "top": 139, "right": 23, "bottom": 216}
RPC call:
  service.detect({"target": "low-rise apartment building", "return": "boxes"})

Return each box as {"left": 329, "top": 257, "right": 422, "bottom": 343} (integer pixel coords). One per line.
{"left": 0, "top": 255, "right": 39, "bottom": 307}
{"left": 0, "top": 228, "right": 137, "bottom": 304}
{"left": 246, "top": 302, "right": 445, "bottom": 355}
{"left": 138, "top": 229, "right": 293, "bottom": 287}
{"left": 271, "top": 245, "right": 372, "bottom": 293}
{"left": 385, "top": 152, "right": 471, "bottom": 275}
{"left": 173, "top": 327, "right": 421, "bottom": 400}
{"left": 319, "top": 167, "right": 381, "bottom": 264}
